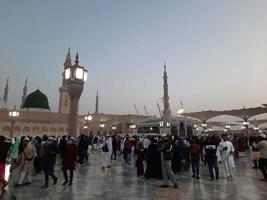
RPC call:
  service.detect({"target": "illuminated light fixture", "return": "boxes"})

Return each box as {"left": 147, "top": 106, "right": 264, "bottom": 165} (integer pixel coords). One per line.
{"left": 85, "top": 114, "right": 92, "bottom": 121}
{"left": 243, "top": 121, "right": 249, "bottom": 125}
{"left": 177, "top": 109, "right": 184, "bottom": 115}
{"left": 130, "top": 124, "right": 136, "bottom": 129}
{"left": 65, "top": 68, "right": 71, "bottom": 79}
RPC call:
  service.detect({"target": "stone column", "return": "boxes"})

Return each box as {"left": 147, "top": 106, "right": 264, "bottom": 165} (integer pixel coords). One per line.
{"left": 10, "top": 120, "right": 15, "bottom": 138}
{"left": 67, "top": 81, "right": 83, "bottom": 138}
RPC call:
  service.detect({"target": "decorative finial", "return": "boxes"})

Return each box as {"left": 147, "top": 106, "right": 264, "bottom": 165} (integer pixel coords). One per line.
{"left": 164, "top": 61, "right": 166, "bottom": 71}
{"left": 65, "top": 48, "right": 72, "bottom": 64}
{"left": 75, "top": 52, "right": 79, "bottom": 64}
{"left": 37, "top": 85, "right": 39, "bottom": 90}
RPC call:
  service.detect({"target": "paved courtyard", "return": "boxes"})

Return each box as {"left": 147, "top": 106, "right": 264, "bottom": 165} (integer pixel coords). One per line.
{"left": 1, "top": 151, "right": 267, "bottom": 200}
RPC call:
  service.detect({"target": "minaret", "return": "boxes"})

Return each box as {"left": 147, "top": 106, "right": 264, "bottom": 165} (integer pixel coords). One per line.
{"left": 162, "top": 62, "right": 171, "bottom": 134}
{"left": 3, "top": 77, "right": 9, "bottom": 107}
{"left": 21, "top": 78, "right": 28, "bottom": 108}
{"left": 95, "top": 90, "right": 99, "bottom": 114}
{"left": 58, "top": 48, "right": 72, "bottom": 114}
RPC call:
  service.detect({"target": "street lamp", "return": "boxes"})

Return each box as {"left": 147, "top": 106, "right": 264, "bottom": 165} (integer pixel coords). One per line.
{"left": 254, "top": 126, "right": 259, "bottom": 134}
{"left": 84, "top": 111, "right": 92, "bottom": 135}
{"left": 8, "top": 106, "right": 19, "bottom": 137}
{"left": 100, "top": 122, "right": 105, "bottom": 134}
{"left": 130, "top": 124, "right": 136, "bottom": 134}
{"left": 243, "top": 121, "right": 249, "bottom": 135}
{"left": 225, "top": 125, "right": 231, "bottom": 133}
{"left": 193, "top": 124, "right": 198, "bottom": 136}
{"left": 64, "top": 53, "right": 88, "bottom": 138}
{"left": 202, "top": 123, "right": 207, "bottom": 133}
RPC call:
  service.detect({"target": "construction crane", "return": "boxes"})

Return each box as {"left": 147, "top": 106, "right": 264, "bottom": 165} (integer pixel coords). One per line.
{"left": 134, "top": 104, "right": 139, "bottom": 115}
{"left": 157, "top": 102, "right": 162, "bottom": 117}
{"left": 144, "top": 106, "right": 148, "bottom": 116}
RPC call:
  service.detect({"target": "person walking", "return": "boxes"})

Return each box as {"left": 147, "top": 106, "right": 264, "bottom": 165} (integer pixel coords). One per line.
{"left": 135, "top": 142, "right": 145, "bottom": 177}
{"left": 41, "top": 137, "right": 58, "bottom": 188}
{"left": 189, "top": 137, "right": 201, "bottom": 179}
{"left": 204, "top": 136, "right": 219, "bottom": 181}
{"left": 254, "top": 134, "right": 267, "bottom": 181}
{"left": 160, "top": 134, "right": 178, "bottom": 188}
{"left": 106, "top": 134, "right": 113, "bottom": 168}
{"left": 251, "top": 136, "right": 260, "bottom": 169}
{"left": 123, "top": 136, "right": 132, "bottom": 164}
{"left": 219, "top": 134, "right": 235, "bottom": 181}
{"left": 101, "top": 136, "right": 109, "bottom": 169}
{"left": 0, "top": 136, "right": 11, "bottom": 190}
{"left": 77, "top": 134, "right": 87, "bottom": 166}
{"left": 15, "top": 137, "right": 36, "bottom": 187}
{"left": 62, "top": 137, "right": 77, "bottom": 186}
{"left": 111, "top": 135, "right": 117, "bottom": 160}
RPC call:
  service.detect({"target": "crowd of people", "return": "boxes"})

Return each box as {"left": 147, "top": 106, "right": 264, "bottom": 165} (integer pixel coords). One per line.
{"left": 0, "top": 132, "right": 267, "bottom": 191}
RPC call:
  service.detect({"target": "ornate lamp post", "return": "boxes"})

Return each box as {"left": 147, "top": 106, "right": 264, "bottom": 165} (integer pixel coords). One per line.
{"left": 64, "top": 53, "right": 88, "bottom": 138}
{"left": 8, "top": 106, "right": 19, "bottom": 137}
{"left": 243, "top": 121, "right": 249, "bottom": 136}
{"left": 130, "top": 124, "right": 136, "bottom": 134}
{"left": 202, "top": 123, "right": 207, "bottom": 133}
{"left": 84, "top": 111, "right": 92, "bottom": 135}
{"left": 112, "top": 125, "right": 116, "bottom": 134}
{"left": 253, "top": 126, "right": 259, "bottom": 134}
{"left": 225, "top": 125, "right": 231, "bottom": 133}
{"left": 100, "top": 122, "right": 105, "bottom": 135}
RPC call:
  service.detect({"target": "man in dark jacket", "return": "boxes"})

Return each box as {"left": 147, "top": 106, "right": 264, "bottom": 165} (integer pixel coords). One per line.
{"left": 41, "top": 137, "right": 58, "bottom": 188}
{"left": 160, "top": 134, "right": 178, "bottom": 188}
{"left": 204, "top": 136, "right": 219, "bottom": 180}
{"left": 0, "top": 135, "right": 11, "bottom": 190}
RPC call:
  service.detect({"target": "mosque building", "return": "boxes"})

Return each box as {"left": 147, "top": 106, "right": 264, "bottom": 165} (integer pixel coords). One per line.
{"left": 0, "top": 49, "right": 149, "bottom": 137}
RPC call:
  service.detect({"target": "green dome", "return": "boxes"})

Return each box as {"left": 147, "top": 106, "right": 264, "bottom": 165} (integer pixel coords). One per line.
{"left": 23, "top": 89, "right": 50, "bottom": 110}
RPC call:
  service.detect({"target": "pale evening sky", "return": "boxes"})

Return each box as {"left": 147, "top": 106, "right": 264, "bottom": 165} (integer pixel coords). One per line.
{"left": 0, "top": 0, "right": 267, "bottom": 117}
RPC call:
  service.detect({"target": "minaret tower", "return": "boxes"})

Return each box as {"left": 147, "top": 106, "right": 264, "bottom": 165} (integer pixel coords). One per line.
{"left": 3, "top": 77, "right": 9, "bottom": 107}
{"left": 95, "top": 90, "right": 99, "bottom": 114}
{"left": 161, "top": 62, "right": 171, "bottom": 135}
{"left": 21, "top": 78, "right": 28, "bottom": 108}
{"left": 58, "top": 48, "right": 72, "bottom": 114}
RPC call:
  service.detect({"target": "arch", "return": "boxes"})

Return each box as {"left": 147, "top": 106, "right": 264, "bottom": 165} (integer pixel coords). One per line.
{"left": 179, "top": 122, "right": 185, "bottom": 136}
{"left": 41, "top": 127, "right": 48, "bottom": 135}
{"left": 14, "top": 126, "right": 21, "bottom": 132}
{"left": 14, "top": 126, "right": 21, "bottom": 137}
{"left": 1, "top": 126, "right": 10, "bottom": 137}
{"left": 248, "top": 113, "right": 267, "bottom": 120}
{"left": 32, "top": 126, "right": 40, "bottom": 134}
{"left": 207, "top": 114, "right": 243, "bottom": 122}
{"left": 41, "top": 127, "right": 48, "bottom": 132}
{"left": 57, "top": 127, "right": 65, "bottom": 135}
{"left": 22, "top": 126, "right": 31, "bottom": 133}
{"left": 58, "top": 127, "right": 64, "bottom": 132}
{"left": 49, "top": 127, "right": 56, "bottom": 135}
{"left": 2, "top": 126, "right": 10, "bottom": 132}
